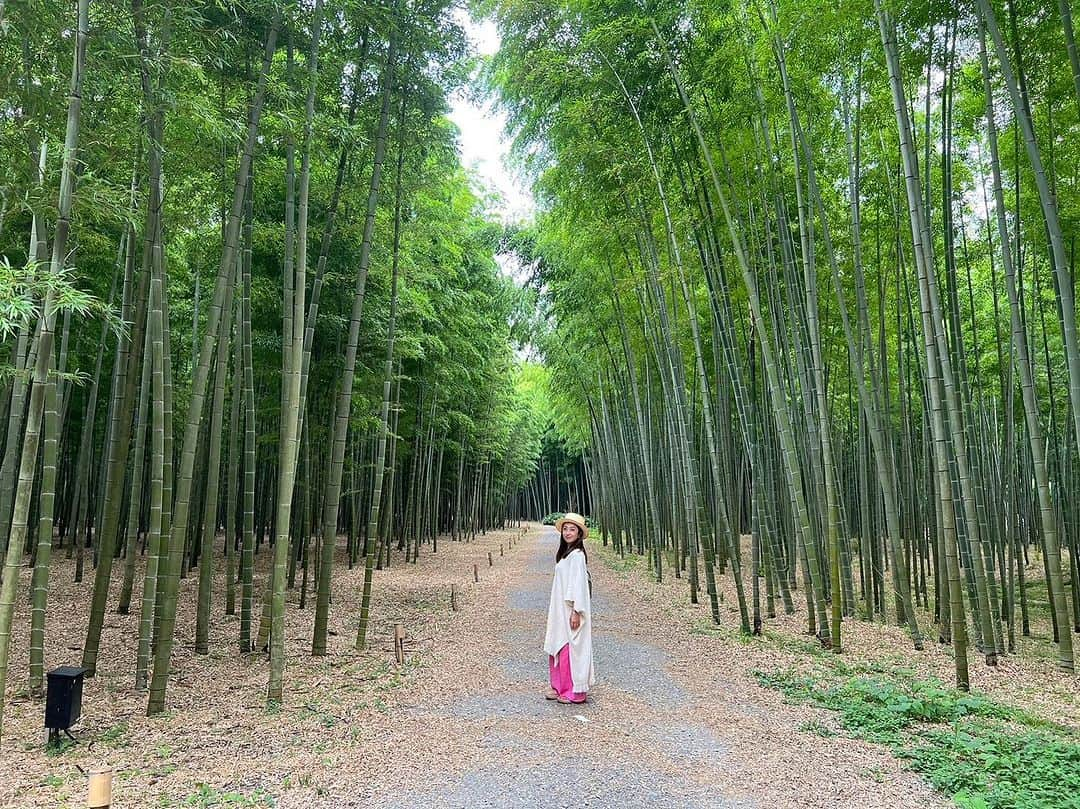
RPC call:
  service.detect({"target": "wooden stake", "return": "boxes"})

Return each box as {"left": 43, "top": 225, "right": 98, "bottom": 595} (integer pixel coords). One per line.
{"left": 500, "top": 544, "right": 504, "bottom": 556}
{"left": 87, "top": 769, "right": 113, "bottom": 808}
{"left": 393, "top": 624, "right": 405, "bottom": 664}
{"left": 451, "top": 584, "right": 458, "bottom": 611}
{"left": 488, "top": 551, "right": 493, "bottom": 567}
{"left": 473, "top": 564, "right": 479, "bottom": 583}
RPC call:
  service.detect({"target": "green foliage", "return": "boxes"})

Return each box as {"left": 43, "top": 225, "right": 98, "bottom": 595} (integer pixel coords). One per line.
{"left": 541, "top": 511, "right": 599, "bottom": 529}
{"left": 484, "top": 0, "right": 1080, "bottom": 476}
{"left": 182, "top": 784, "right": 276, "bottom": 808}
{"left": 905, "top": 725, "right": 1080, "bottom": 808}
{"left": 796, "top": 719, "right": 836, "bottom": 737}
{"left": 44, "top": 736, "right": 77, "bottom": 757}
{"left": 600, "top": 549, "right": 644, "bottom": 575}
{"left": 754, "top": 667, "right": 1080, "bottom": 808}
{"left": 98, "top": 721, "right": 130, "bottom": 748}
{"left": 0, "top": 259, "right": 117, "bottom": 341}
{"left": 0, "top": 0, "right": 547, "bottom": 540}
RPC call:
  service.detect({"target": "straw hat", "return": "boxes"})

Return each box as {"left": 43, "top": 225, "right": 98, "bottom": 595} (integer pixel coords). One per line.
{"left": 555, "top": 512, "right": 589, "bottom": 540}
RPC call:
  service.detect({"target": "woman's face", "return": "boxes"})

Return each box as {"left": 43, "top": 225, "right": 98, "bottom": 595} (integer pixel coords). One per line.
{"left": 561, "top": 522, "right": 582, "bottom": 543}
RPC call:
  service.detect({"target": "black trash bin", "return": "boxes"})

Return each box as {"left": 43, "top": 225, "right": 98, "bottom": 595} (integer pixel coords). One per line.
{"left": 45, "top": 665, "right": 87, "bottom": 742}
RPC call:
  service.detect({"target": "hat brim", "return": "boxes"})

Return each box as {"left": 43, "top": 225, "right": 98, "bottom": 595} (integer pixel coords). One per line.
{"left": 555, "top": 516, "right": 589, "bottom": 540}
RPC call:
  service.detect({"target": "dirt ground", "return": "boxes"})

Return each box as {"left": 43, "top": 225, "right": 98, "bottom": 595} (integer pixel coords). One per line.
{"left": 1, "top": 524, "right": 1076, "bottom": 807}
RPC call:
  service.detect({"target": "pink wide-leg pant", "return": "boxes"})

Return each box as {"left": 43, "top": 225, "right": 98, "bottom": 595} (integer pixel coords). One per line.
{"left": 548, "top": 643, "right": 587, "bottom": 703}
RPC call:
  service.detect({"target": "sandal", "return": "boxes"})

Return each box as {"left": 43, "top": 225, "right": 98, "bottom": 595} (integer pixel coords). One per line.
{"left": 543, "top": 688, "right": 559, "bottom": 700}
{"left": 556, "top": 695, "right": 586, "bottom": 705}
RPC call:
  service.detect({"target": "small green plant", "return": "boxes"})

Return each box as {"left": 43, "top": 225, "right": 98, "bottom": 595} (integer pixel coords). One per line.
{"left": 762, "top": 629, "right": 832, "bottom": 659}
{"left": 300, "top": 702, "right": 340, "bottom": 729}
{"left": 45, "top": 736, "right": 77, "bottom": 757}
{"left": 797, "top": 719, "right": 835, "bottom": 737}
{"left": 861, "top": 766, "right": 887, "bottom": 783}
{"left": 182, "top": 784, "right": 276, "bottom": 807}
{"left": 603, "top": 554, "right": 637, "bottom": 573}
{"left": 689, "top": 619, "right": 747, "bottom": 642}
{"left": 99, "top": 722, "right": 129, "bottom": 748}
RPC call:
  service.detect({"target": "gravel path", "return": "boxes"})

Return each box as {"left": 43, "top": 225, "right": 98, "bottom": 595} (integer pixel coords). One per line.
{"left": 361, "top": 528, "right": 944, "bottom": 809}
{"left": 376, "top": 529, "right": 745, "bottom": 809}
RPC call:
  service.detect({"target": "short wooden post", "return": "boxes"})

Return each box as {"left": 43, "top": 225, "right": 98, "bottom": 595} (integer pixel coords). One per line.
{"left": 393, "top": 624, "right": 405, "bottom": 664}
{"left": 87, "top": 768, "right": 113, "bottom": 808}
{"left": 488, "top": 551, "right": 493, "bottom": 567}
{"left": 451, "top": 584, "right": 458, "bottom": 611}
{"left": 500, "top": 544, "right": 504, "bottom": 556}
{"left": 473, "top": 564, "right": 479, "bottom": 583}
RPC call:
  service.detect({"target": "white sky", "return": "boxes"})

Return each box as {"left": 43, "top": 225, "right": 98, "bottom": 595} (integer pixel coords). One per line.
{"left": 448, "top": 11, "right": 535, "bottom": 225}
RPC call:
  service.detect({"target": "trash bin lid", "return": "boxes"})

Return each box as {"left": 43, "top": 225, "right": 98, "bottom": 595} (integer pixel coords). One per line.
{"left": 48, "top": 666, "right": 88, "bottom": 680}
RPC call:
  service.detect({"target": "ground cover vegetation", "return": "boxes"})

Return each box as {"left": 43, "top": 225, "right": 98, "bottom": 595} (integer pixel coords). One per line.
{"left": 0, "top": 0, "right": 552, "bottom": 742}
{"left": 757, "top": 664, "right": 1080, "bottom": 807}
{"left": 488, "top": 0, "right": 1080, "bottom": 694}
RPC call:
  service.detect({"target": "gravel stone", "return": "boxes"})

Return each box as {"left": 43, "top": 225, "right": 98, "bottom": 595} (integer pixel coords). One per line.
{"left": 591, "top": 634, "right": 688, "bottom": 707}
{"left": 506, "top": 585, "right": 549, "bottom": 613}
{"left": 369, "top": 760, "right": 751, "bottom": 809}
{"left": 440, "top": 692, "right": 582, "bottom": 720}
{"left": 649, "top": 722, "right": 731, "bottom": 761}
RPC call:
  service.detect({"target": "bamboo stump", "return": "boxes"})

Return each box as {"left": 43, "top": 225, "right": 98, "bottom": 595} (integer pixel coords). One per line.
{"left": 393, "top": 624, "right": 405, "bottom": 664}
{"left": 473, "top": 564, "right": 479, "bottom": 583}
{"left": 87, "top": 769, "right": 112, "bottom": 808}
{"left": 451, "top": 584, "right": 458, "bottom": 611}
{"left": 488, "top": 551, "right": 493, "bottom": 567}
{"left": 500, "top": 544, "right": 504, "bottom": 556}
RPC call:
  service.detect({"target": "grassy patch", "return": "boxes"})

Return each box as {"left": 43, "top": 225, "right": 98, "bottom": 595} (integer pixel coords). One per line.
{"left": 753, "top": 665, "right": 1080, "bottom": 808}
{"left": 300, "top": 701, "right": 341, "bottom": 729}
{"left": 45, "top": 736, "right": 77, "bottom": 757}
{"left": 688, "top": 619, "right": 748, "bottom": 642}
{"left": 762, "top": 628, "right": 832, "bottom": 658}
{"left": 796, "top": 719, "right": 835, "bottom": 737}
{"left": 599, "top": 547, "right": 645, "bottom": 575}
{"left": 99, "top": 721, "right": 130, "bottom": 748}
{"left": 181, "top": 784, "right": 276, "bottom": 807}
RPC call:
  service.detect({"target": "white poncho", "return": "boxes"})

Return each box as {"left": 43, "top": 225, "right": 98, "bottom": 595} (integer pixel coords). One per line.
{"left": 543, "top": 548, "right": 596, "bottom": 693}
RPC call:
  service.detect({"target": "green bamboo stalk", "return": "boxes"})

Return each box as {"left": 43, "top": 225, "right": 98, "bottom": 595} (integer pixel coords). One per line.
{"left": 312, "top": 29, "right": 396, "bottom": 655}
{"left": 148, "top": 17, "right": 279, "bottom": 715}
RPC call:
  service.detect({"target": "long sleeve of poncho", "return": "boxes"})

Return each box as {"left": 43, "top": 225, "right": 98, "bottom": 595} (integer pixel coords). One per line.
{"left": 543, "top": 549, "right": 595, "bottom": 693}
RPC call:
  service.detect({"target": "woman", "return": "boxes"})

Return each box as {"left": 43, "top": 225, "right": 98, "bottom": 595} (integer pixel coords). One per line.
{"left": 543, "top": 512, "right": 595, "bottom": 704}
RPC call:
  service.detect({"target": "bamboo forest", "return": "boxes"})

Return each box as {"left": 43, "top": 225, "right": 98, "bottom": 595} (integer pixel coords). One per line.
{"left": 2, "top": 0, "right": 1080, "bottom": 806}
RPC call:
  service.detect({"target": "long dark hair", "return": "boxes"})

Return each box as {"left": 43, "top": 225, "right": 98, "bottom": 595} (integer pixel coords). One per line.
{"left": 556, "top": 537, "right": 587, "bottom": 564}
